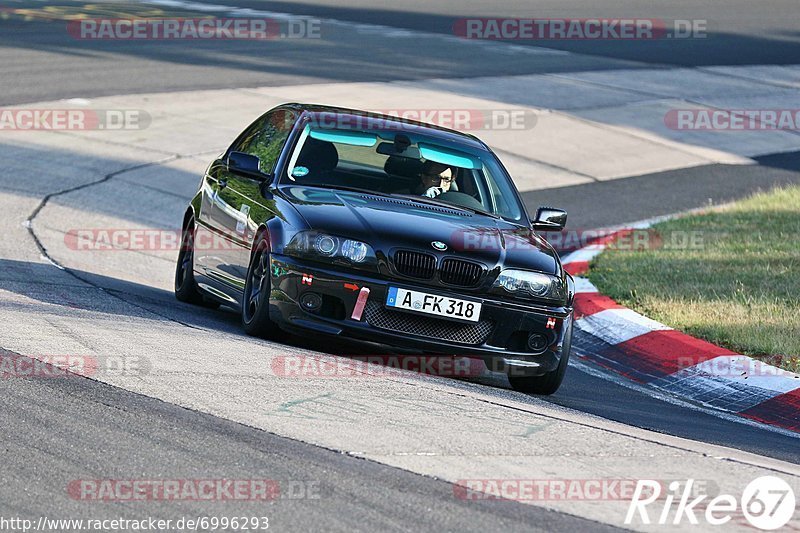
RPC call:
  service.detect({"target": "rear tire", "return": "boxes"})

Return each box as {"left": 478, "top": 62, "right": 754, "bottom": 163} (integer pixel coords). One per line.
{"left": 507, "top": 318, "right": 572, "bottom": 395}
{"left": 174, "top": 217, "right": 219, "bottom": 309}
{"left": 242, "top": 232, "right": 284, "bottom": 340}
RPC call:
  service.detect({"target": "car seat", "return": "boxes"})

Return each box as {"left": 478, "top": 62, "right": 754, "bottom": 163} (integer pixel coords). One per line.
{"left": 295, "top": 138, "right": 339, "bottom": 181}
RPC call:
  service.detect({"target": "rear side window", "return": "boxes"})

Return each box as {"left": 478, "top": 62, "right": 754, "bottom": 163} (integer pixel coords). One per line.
{"left": 234, "top": 109, "right": 297, "bottom": 174}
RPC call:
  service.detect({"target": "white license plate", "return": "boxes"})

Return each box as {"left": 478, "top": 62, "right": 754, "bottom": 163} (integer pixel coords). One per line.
{"left": 385, "top": 287, "right": 481, "bottom": 322}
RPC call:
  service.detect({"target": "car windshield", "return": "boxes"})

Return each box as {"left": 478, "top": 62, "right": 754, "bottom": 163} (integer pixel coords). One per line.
{"left": 281, "top": 124, "right": 525, "bottom": 222}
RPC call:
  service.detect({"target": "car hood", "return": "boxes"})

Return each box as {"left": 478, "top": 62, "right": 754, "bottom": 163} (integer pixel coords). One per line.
{"left": 280, "top": 186, "right": 560, "bottom": 274}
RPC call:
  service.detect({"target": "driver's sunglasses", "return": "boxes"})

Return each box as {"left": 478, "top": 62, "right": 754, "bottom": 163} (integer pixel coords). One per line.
{"left": 422, "top": 173, "right": 454, "bottom": 183}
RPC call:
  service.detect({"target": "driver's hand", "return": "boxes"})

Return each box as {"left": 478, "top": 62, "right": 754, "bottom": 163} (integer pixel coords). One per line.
{"left": 423, "top": 186, "right": 444, "bottom": 198}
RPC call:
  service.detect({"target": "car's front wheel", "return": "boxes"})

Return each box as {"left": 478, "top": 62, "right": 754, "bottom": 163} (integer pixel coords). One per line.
{"left": 242, "top": 232, "right": 283, "bottom": 340}
{"left": 507, "top": 318, "right": 572, "bottom": 395}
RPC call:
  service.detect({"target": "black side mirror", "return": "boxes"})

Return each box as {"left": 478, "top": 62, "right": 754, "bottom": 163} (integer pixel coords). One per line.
{"left": 228, "top": 151, "right": 268, "bottom": 180}
{"left": 532, "top": 206, "right": 567, "bottom": 231}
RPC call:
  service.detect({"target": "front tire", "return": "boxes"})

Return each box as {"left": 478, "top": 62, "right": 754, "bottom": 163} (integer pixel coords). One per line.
{"left": 242, "top": 232, "right": 283, "bottom": 340}
{"left": 507, "top": 318, "right": 572, "bottom": 395}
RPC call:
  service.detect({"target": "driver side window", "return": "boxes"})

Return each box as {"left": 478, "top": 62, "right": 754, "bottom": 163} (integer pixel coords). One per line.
{"left": 234, "top": 109, "right": 297, "bottom": 174}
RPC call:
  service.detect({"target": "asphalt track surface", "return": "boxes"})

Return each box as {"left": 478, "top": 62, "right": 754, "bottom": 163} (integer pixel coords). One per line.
{"left": 2, "top": 0, "right": 800, "bottom": 105}
{"left": 150, "top": 0, "right": 800, "bottom": 65}
{"left": 2, "top": 349, "right": 620, "bottom": 531}
{"left": 2, "top": 1, "right": 800, "bottom": 531}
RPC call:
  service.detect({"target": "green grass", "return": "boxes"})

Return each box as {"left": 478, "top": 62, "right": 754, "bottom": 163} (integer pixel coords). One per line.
{"left": 587, "top": 186, "right": 800, "bottom": 372}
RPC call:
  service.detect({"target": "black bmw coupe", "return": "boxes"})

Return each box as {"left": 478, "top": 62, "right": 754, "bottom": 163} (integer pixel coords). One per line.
{"left": 175, "top": 103, "right": 575, "bottom": 394}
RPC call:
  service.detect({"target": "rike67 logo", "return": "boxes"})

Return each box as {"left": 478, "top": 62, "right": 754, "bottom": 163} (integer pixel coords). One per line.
{"left": 626, "top": 476, "right": 796, "bottom": 530}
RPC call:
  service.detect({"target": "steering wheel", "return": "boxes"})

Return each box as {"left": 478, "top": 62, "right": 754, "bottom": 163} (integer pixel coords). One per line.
{"left": 437, "top": 191, "right": 487, "bottom": 211}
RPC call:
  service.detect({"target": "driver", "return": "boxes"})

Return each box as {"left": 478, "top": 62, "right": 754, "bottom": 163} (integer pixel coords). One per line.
{"left": 415, "top": 161, "right": 456, "bottom": 198}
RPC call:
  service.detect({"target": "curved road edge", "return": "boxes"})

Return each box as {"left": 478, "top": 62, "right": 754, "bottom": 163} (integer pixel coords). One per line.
{"left": 562, "top": 223, "right": 800, "bottom": 435}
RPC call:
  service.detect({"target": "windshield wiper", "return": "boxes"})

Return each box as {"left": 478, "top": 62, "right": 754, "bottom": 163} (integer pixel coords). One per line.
{"left": 392, "top": 194, "right": 502, "bottom": 219}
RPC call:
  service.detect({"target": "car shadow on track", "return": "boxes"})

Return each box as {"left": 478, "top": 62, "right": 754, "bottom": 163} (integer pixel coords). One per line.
{"left": 0, "top": 257, "right": 512, "bottom": 389}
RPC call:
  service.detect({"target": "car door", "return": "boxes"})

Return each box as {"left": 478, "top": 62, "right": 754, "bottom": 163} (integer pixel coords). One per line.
{"left": 193, "top": 157, "right": 227, "bottom": 287}
{"left": 204, "top": 108, "right": 298, "bottom": 292}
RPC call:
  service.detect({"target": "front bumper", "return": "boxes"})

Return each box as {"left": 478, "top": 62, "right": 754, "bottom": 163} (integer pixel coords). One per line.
{"left": 268, "top": 254, "right": 573, "bottom": 376}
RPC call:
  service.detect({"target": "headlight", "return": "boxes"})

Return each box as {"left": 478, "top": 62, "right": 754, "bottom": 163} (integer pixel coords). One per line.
{"left": 341, "top": 239, "right": 368, "bottom": 262}
{"left": 285, "top": 231, "right": 373, "bottom": 264}
{"left": 494, "top": 270, "right": 565, "bottom": 301}
{"left": 315, "top": 234, "right": 338, "bottom": 256}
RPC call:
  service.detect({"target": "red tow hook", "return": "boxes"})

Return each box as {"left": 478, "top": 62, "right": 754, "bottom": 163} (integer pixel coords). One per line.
{"left": 351, "top": 287, "right": 371, "bottom": 321}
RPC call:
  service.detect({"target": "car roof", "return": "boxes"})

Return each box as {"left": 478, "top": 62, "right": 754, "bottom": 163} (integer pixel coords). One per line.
{"left": 281, "top": 103, "right": 491, "bottom": 152}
